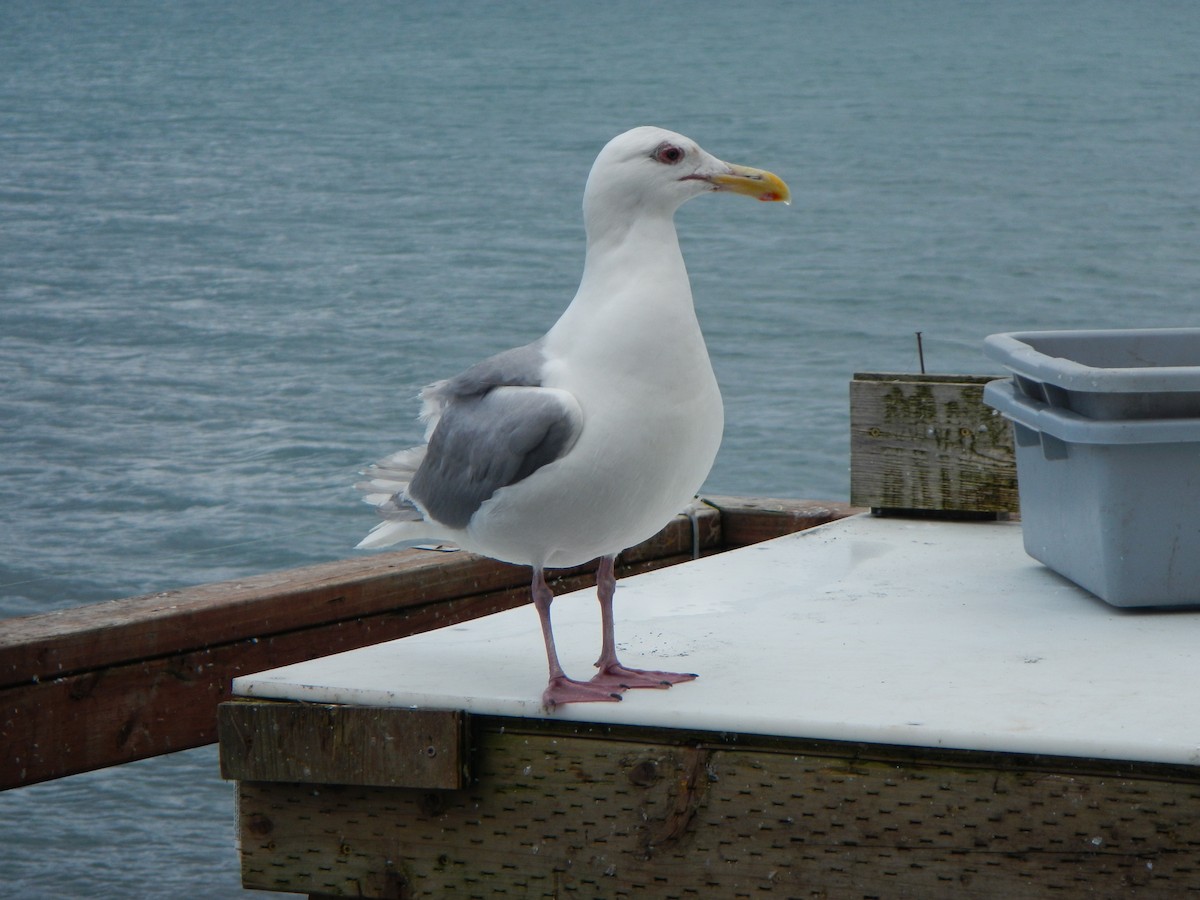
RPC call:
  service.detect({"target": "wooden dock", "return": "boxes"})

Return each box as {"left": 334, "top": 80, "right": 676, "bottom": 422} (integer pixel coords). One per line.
{"left": 11, "top": 370, "right": 1199, "bottom": 897}
{"left": 0, "top": 495, "right": 855, "bottom": 790}
{"left": 213, "top": 375, "right": 1200, "bottom": 898}
{"left": 221, "top": 711, "right": 1200, "bottom": 898}
{"left": 220, "top": 514, "right": 1200, "bottom": 899}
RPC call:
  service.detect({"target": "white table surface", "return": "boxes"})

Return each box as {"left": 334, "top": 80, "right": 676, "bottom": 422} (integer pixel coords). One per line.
{"left": 234, "top": 515, "right": 1200, "bottom": 766}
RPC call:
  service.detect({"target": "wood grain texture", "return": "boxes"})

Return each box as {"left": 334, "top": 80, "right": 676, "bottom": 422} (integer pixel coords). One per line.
{"left": 0, "top": 507, "right": 721, "bottom": 689}
{"left": 219, "top": 702, "right": 468, "bottom": 790}
{"left": 1, "top": 499, "right": 856, "bottom": 789}
{"left": 850, "top": 373, "right": 1018, "bottom": 514}
{"left": 1, "top": 589, "right": 520, "bottom": 790}
{"left": 702, "top": 496, "right": 863, "bottom": 547}
{"left": 233, "top": 715, "right": 1200, "bottom": 898}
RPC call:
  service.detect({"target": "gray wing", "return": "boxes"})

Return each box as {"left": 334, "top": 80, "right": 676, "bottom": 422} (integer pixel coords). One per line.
{"left": 433, "top": 340, "right": 548, "bottom": 402}
{"left": 408, "top": 386, "right": 581, "bottom": 529}
{"left": 358, "top": 340, "right": 580, "bottom": 536}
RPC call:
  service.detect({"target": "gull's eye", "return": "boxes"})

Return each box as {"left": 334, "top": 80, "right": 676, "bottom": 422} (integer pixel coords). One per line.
{"left": 653, "top": 143, "right": 685, "bottom": 165}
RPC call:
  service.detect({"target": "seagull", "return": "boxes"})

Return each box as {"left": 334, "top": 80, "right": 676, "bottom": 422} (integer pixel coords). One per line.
{"left": 356, "top": 126, "right": 789, "bottom": 709}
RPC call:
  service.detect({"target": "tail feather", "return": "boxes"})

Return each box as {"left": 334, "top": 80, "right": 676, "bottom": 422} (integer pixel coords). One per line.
{"left": 361, "top": 446, "right": 426, "bottom": 483}
{"left": 356, "top": 518, "right": 444, "bottom": 550}
{"left": 356, "top": 442, "right": 456, "bottom": 549}
{"left": 355, "top": 446, "right": 425, "bottom": 509}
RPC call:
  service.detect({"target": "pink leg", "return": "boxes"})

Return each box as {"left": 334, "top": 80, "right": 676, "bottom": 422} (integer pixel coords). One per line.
{"left": 590, "top": 555, "right": 698, "bottom": 690}
{"left": 533, "top": 566, "right": 624, "bottom": 709}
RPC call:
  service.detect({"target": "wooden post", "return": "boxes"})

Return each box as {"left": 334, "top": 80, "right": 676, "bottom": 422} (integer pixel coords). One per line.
{"left": 850, "top": 373, "right": 1018, "bottom": 516}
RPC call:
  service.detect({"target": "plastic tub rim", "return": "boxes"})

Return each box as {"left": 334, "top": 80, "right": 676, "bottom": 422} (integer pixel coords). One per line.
{"left": 983, "top": 379, "right": 1200, "bottom": 445}
{"left": 984, "top": 328, "right": 1200, "bottom": 393}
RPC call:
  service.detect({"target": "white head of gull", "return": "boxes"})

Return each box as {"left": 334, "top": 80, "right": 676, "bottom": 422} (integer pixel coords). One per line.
{"left": 357, "top": 126, "right": 790, "bottom": 709}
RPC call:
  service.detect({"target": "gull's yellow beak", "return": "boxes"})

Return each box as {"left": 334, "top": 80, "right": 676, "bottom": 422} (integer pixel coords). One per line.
{"left": 709, "top": 163, "right": 791, "bottom": 204}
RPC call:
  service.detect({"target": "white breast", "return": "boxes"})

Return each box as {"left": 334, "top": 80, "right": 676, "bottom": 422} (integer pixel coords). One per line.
{"left": 461, "top": 222, "right": 724, "bottom": 569}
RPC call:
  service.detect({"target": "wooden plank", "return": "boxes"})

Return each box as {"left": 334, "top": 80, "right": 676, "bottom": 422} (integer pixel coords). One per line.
{"left": 235, "top": 717, "right": 1200, "bottom": 898}
{"left": 850, "top": 373, "right": 1018, "bottom": 514}
{"left": 0, "top": 588, "right": 523, "bottom": 790}
{"left": 0, "top": 507, "right": 721, "bottom": 689}
{"left": 703, "top": 496, "right": 862, "bottom": 547}
{"left": 218, "top": 702, "right": 467, "bottom": 790}
{"left": 0, "top": 550, "right": 521, "bottom": 688}
{"left": 1, "top": 550, "right": 717, "bottom": 791}
{"left": 0, "top": 498, "right": 849, "bottom": 789}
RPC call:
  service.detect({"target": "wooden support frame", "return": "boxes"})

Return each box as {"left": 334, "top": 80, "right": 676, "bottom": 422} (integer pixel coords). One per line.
{"left": 225, "top": 705, "right": 1200, "bottom": 898}
{"left": 0, "top": 497, "right": 859, "bottom": 790}
{"left": 850, "top": 372, "right": 1018, "bottom": 515}
{"left": 219, "top": 703, "right": 469, "bottom": 790}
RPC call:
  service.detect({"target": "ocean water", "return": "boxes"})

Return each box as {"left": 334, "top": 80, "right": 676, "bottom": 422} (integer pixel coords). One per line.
{"left": 2, "top": 1, "right": 1198, "bottom": 896}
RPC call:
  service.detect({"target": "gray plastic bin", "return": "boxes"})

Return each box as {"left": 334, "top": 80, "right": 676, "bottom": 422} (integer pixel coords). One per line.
{"left": 985, "top": 378, "right": 1200, "bottom": 607}
{"left": 984, "top": 328, "right": 1200, "bottom": 419}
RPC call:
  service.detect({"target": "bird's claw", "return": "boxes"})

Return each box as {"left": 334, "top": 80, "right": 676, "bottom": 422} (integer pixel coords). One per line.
{"left": 542, "top": 675, "right": 624, "bottom": 710}
{"left": 591, "top": 663, "right": 698, "bottom": 690}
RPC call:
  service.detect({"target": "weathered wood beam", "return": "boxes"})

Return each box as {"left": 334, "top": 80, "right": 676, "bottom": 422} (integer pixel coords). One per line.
{"left": 219, "top": 703, "right": 469, "bottom": 790}
{"left": 0, "top": 507, "right": 720, "bottom": 690}
{"left": 2, "top": 587, "right": 527, "bottom": 791}
{"left": 703, "top": 496, "right": 863, "bottom": 547}
{"left": 850, "top": 372, "right": 1018, "bottom": 515}
{"left": 0, "top": 550, "right": 525, "bottom": 689}
{"left": 0, "top": 511, "right": 712, "bottom": 791}
{"left": 232, "top": 713, "right": 1200, "bottom": 898}
{"left": 0, "top": 499, "right": 857, "bottom": 790}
